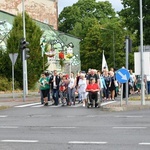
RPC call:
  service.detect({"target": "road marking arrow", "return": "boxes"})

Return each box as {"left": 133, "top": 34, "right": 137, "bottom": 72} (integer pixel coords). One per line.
{"left": 118, "top": 71, "right": 127, "bottom": 80}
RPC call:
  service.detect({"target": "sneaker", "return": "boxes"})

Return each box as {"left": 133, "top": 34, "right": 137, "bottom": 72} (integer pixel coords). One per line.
{"left": 44, "top": 102, "right": 48, "bottom": 106}
{"left": 83, "top": 103, "right": 85, "bottom": 107}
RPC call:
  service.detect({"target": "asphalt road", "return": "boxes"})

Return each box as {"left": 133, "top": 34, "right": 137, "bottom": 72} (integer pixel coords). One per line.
{"left": 0, "top": 103, "right": 150, "bottom": 150}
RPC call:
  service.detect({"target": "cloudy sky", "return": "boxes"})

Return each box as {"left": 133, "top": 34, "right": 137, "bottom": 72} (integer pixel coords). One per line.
{"left": 58, "top": 0, "right": 123, "bottom": 14}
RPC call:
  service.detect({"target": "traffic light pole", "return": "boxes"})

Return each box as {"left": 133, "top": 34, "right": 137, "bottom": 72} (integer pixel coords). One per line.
{"left": 125, "top": 36, "right": 129, "bottom": 105}
{"left": 22, "top": 0, "right": 28, "bottom": 101}
{"left": 139, "top": 0, "right": 145, "bottom": 105}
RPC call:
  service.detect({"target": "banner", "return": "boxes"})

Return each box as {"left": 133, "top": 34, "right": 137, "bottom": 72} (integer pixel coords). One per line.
{"left": 102, "top": 51, "right": 108, "bottom": 71}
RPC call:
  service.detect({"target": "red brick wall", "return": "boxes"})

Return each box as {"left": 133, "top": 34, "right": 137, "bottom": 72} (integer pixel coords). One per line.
{"left": 0, "top": 0, "right": 58, "bottom": 29}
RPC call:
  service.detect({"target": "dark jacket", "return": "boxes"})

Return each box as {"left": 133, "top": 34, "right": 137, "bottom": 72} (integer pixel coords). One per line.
{"left": 50, "top": 75, "right": 60, "bottom": 90}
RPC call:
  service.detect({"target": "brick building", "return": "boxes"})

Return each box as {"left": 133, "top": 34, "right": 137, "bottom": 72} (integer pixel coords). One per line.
{"left": 0, "top": 0, "right": 58, "bottom": 29}
{"left": 0, "top": 0, "right": 81, "bottom": 73}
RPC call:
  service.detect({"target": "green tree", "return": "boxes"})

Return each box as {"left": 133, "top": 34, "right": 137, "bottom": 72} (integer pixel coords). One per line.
{"left": 4, "top": 13, "right": 43, "bottom": 89}
{"left": 58, "top": 0, "right": 116, "bottom": 34}
{"left": 58, "top": 0, "right": 137, "bottom": 71}
{"left": 119, "top": 0, "right": 150, "bottom": 45}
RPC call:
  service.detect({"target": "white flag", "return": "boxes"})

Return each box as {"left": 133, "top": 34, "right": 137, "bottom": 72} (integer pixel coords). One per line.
{"left": 102, "top": 51, "right": 108, "bottom": 71}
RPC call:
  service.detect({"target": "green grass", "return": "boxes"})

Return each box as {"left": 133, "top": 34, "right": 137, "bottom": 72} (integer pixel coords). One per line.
{"left": 0, "top": 106, "right": 10, "bottom": 110}
{"left": 129, "top": 95, "right": 150, "bottom": 101}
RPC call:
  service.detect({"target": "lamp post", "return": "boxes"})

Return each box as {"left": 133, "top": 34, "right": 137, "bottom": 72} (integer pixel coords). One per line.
{"left": 22, "top": 0, "right": 27, "bottom": 101}
{"left": 139, "top": 0, "right": 145, "bottom": 105}
{"left": 101, "top": 28, "right": 115, "bottom": 68}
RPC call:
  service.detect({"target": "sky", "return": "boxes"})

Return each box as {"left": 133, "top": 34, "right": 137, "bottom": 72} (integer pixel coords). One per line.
{"left": 58, "top": 0, "right": 123, "bottom": 14}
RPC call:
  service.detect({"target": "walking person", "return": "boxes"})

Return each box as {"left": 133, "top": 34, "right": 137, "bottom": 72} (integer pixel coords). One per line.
{"left": 97, "top": 70, "right": 106, "bottom": 102}
{"left": 68, "top": 72, "right": 76, "bottom": 106}
{"left": 78, "top": 73, "right": 87, "bottom": 107}
{"left": 59, "top": 75, "right": 68, "bottom": 106}
{"left": 109, "top": 71, "right": 116, "bottom": 100}
{"left": 50, "top": 70, "right": 60, "bottom": 105}
{"left": 39, "top": 72, "right": 50, "bottom": 106}
{"left": 103, "top": 70, "right": 111, "bottom": 100}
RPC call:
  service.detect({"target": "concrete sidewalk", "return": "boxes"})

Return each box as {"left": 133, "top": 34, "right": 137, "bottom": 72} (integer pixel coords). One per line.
{"left": 0, "top": 92, "right": 40, "bottom": 108}
{"left": 101, "top": 100, "right": 150, "bottom": 111}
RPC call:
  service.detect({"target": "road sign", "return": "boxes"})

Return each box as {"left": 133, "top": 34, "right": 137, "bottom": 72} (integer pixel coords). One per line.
{"left": 116, "top": 68, "right": 130, "bottom": 83}
{"left": 9, "top": 53, "right": 18, "bottom": 65}
{"left": 9, "top": 53, "right": 18, "bottom": 100}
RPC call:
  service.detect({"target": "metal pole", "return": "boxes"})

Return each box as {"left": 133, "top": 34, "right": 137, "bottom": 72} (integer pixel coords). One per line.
{"left": 140, "top": 0, "right": 145, "bottom": 105}
{"left": 12, "top": 62, "right": 15, "bottom": 100}
{"left": 22, "top": 0, "right": 26, "bottom": 101}
{"left": 120, "top": 84, "right": 123, "bottom": 106}
{"left": 125, "top": 36, "right": 129, "bottom": 105}
{"left": 113, "top": 31, "right": 115, "bottom": 68}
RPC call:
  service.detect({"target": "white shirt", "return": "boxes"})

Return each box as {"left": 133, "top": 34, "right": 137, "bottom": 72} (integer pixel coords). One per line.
{"left": 53, "top": 75, "right": 57, "bottom": 88}
{"left": 68, "top": 77, "right": 75, "bottom": 88}
{"left": 78, "top": 78, "right": 87, "bottom": 93}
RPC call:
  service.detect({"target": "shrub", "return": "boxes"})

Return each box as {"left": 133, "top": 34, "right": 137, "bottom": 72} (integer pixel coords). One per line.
{"left": 0, "top": 76, "right": 20, "bottom": 91}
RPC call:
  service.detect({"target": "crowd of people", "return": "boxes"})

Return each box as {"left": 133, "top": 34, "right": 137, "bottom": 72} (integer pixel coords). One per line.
{"left": 38, "top": 68, "right": 145, "bottom": 107}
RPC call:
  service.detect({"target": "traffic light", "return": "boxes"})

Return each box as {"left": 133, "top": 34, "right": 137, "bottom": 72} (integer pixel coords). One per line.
{"left": 128, "top": 38, "right": 132, "bottom": 52}
{"left": 19, "top": 38, "right": 30, "bottom": 60}
{"left": 124, "top": 36, "right": 132, "bottom": 53}
{"left": 20, "top": 38, "right": 29, "bottom": 50}
{"left": 24, "top": 48, "right": 30, "bottom": 60}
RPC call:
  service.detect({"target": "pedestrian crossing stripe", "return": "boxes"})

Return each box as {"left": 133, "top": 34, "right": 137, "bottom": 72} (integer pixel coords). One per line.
{"left": 15, "top": 102, "right": 41, "bottom": 108}
{"left": 15, "top": 101, "right": 117, "bottom": 108}
{"left": 15, "top": 102, "right": 83, "bottom": 108}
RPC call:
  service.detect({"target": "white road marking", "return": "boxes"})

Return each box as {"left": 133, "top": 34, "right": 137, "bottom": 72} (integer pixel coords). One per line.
{"left": 51, "top": 127, "right": 76, "bottom": 129}
{"left": 15, "top": 102, "right": 41, "bottom": 108}
{"left": 1, "top": 140, "right": 38, "bottom": 143}
{"left": 14, "top": 101, "right": 84, "bottom": 108}
{"left": 50, "top": 105, "right": 62, "bottom": 108}
{"left": 67, "top": 116, "right": 76, "bottom": 118}
{"left": 113, "top": 127, "right": 147, "bottom": 129}
{"left": 126, "top": 116, "right": 143, "bottom": 118}
{"left": 32, "top": 105, "right": 43, "bottom": 108}
{"left": 0, "top": 115, "right": 7, "bottom": 118}
{"left": 68, "top": 141, "right": 107, "bottom": 144}
{"left": 0, "top": 126, "right": 18, "bottom": 129}
{"left": 86, "top": 115, "right": 97, "bottom": 118}
{"left": 100, "top": 101, "right": 116, "bottom": 106}
{"left": 115, "top": 116, "right": 143, "bottom": 118}
{"left": 139, "top": 143, "right": 150, "bottom": 145}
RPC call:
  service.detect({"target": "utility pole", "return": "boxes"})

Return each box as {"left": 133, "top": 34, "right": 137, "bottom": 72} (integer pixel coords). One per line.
{"left": 139, "top": 0, "right": 145, "bottom": 105}
{"left": 22, "top": 0, "right": 28, "bottom": 100}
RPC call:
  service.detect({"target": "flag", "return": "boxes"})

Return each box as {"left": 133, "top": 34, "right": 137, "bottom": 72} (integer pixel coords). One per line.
{"left": 102, "top": 51, "right": 108, "bottom": 71}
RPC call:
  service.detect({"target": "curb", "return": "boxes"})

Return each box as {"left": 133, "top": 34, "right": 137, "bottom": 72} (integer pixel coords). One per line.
{"left": 101, "top": 105, "right": 150, "bottom": 112}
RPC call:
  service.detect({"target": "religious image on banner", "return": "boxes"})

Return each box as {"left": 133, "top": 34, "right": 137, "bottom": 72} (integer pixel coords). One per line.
{"left": 65, "top": 46, "right": 73, "bottom": 59}
{"left": 45, "top": 44, "right": 55, "bottom": 58}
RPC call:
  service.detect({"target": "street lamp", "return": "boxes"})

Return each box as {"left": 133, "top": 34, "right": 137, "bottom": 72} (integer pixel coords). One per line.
{"left": 101, "top": 28, "right": 115, "bottom": 68}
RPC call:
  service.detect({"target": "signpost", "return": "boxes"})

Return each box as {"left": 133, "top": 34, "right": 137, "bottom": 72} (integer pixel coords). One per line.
{"left": 9, "top": 53, "right": 18, "bottom": 99}
{"left": 116, "top": 68, "right": 130, "bottom": 106}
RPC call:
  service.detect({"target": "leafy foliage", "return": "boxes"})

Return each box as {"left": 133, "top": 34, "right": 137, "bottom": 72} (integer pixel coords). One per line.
{"left": 58, "top": 0, "right": 137, "bottom": 71}
{"left": 119, "top": 0, "right": 150, "bottom": 45}
{"left": 2, "top": 13, "right": 43, "bottom": 89}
